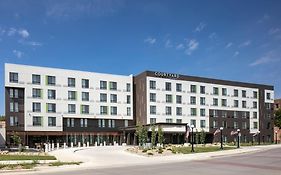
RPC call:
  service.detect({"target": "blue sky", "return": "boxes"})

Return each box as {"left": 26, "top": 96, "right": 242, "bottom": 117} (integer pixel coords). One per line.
{"left": 0, "top": 0, "right": 281, "bottom": 115}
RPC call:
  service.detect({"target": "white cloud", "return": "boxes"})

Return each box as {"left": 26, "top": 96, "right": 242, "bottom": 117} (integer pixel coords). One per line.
{"left": 185, "top": 39, "right": 199, "bottom": 55}
{"left": 13, "top": 50, "right": 24, "bottom": 58}
{"left": 225, "top": 42, "right": 233, "bottom": 48}
{"left": 18, "top": 40, "right": 43, "bottom": 46}
{"left": 268, "top": 28, "right": 280, "bottom": 35}
{"left": 250, "top": 51, "right": 280, "bottom": 66}
{"left": 165, "top": 39, "right": 172, "bottom": 48}
{"left": 18, "top": 29, "right": 29, "bottom": 38}
{"left": 176, "top": 43, "right": 184, "bottom": 50}
{"left": 144, "top": 37, "right": 156, "bottom": 45}
{"left": 239, "top": 40, "right": 251, "bottom": 47}
{"left": 258, "top": 14, "right": 270, "bottom": 23}
{"left": 208, "top": 32, "right": 217, "bottom": 39}
{"left": 233, "top": 51, "right": 239, "bottom": 57}
{"left": 194, "top": 22, "right": 206, "bottom": 32}
{"left": 7, "top": 28, "right": 17, "bottom": 36}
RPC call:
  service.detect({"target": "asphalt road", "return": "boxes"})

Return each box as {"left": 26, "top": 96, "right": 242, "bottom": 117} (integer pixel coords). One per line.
{"left": 38, "top": 147, "right": 281, "bottom": 175}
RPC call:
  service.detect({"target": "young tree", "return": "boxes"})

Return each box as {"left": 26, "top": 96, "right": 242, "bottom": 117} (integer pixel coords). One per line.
{"left": 199, "top": 129, "right": 206, "bottom": 145}
{"left": 135, "top": 123, "right": 144, "bottom": 147}
{"left": 141, "top": 126, "right": 148, "bottom": 146}
{"left": 151, "top": 125, "right": 156, "bottom": 148}
{"left": 158, "top": 126, "right": 164, "bottom": 147}
{"left": 275, "top": 109, "right": 281, "bottom": 128}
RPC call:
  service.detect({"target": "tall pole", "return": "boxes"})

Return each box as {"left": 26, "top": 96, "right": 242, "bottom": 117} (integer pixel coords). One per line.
{"left": 275, "top": 131, "right": 278, "bottom": 144}
{"left": 191, "top": 125, "right": 194, "bottom": 152}
{"left": 258, "top": 131, "right": 261, "bottom": 145}
{"left": 220, "top": 127, "right": 223, "bottom": 150}
{"left": 237, "top": 129, "right": 240, "bottom": 148}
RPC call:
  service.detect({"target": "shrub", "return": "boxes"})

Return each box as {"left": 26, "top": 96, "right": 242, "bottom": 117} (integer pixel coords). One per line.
{"left": 147, "top": 152, "right": 153, "bottom": 156}
{"left": 158, "top": 148, "right": 163, "bottom": 154}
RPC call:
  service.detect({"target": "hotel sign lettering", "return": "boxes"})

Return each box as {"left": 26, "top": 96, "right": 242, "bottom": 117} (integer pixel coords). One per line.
{"left": 154, "top": 72, "right": 180, "bottom": 79}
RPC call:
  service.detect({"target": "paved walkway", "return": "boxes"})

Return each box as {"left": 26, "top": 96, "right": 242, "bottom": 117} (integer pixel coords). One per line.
{"left": 3, "top": 144, "right": 281, "bottom": 174}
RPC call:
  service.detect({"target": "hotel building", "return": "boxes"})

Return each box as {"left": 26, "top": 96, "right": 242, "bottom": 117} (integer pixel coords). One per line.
{"left": 4, "top": 64, "right": 275, "bottom": 146}
{"left": 5, "top": 63, "right": 133, "bottom": 147}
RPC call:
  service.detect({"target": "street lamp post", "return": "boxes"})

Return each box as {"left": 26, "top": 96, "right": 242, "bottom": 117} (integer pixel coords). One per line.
{"left": 237, "top": 129, "right": 240, "bottom": 148}
{"left": 220, "top": 127, "right": 223, "bottom": 150}
{"left": 258, "top": 130, "right": 261, "bottom": 145}
{"left": 275, "top": 131, "right": 278, "bottom": 144}
{"left": 191, "top": 125, "right": 194, "bottom": 152}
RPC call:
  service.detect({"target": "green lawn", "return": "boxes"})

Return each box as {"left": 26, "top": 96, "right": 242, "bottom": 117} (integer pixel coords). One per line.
{"left": 226, "top": 142, "right": 274, "bottom": 147}
{"left": 171, "top": 146, "right": 235, "bottom": 154}
{"left": 0, "top": 155, "right": 56, "bottom": 161}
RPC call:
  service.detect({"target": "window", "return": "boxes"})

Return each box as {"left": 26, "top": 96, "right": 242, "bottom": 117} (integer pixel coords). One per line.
{"left": 48, "top": 89, "right": 56, "bottom": 99}
{"left": 80, "top": 119, "right": 88, "bottom": 127}
{"left": 33, "top": 116, "right": 42, "bottom": 126}
{"left": 14, "top": 89, "right": 18, "bottom": 98}
{"left": 234, "top": 121, "right": 238, "bottom": 129}
{"left": 100, "top": 93, "right": 107, "bottom": 102}
{"left": 82, "top": 92, "right": 89, "bottom": 101}
{"left": 166, "top": 106, "right": 172, "bottom": 115}
{"left": 126, "top": 95, "right": 131, "bottom": 104}
{"left": 68, "top": 104, "right": 76, "bottom": 114}
{"left": 10, "top": 102, "right": 14, "bottom": 112}
{"left": 266, "top": 103, "right": 271, "bottom": 109}
{"left": 253, "top": 112, "right": 257, "bottom": 119}
{"left": 166, "top": 94, "right": 172, "bottom": 103}
{"left": 253, "top": 91, "right": 257, "bottom": 99}
{"left": 100, "top": 106, "right": 108, "bottom": 115}
{"left": 211, "top": 110, "right": 218, "bottom": 117}
{"left": 9, "top": 72, "right": 18, "bottom": 83}
{"left": 68, "top": 78, "right": 75, "bottom": 87}
{"left": 98, "top": 119, "right": 102, "bottom": 127}
{"left": 32, "top": 102, "right": 41, "bottom": 112}
{"left": 150, "top": 105, "right": 156, "bottom": 115}
{"left": 82, "top": 79, "right": 89, "bottom": 88}
{"left": 150, "top": 93, "right": 156, "bottom": 102}
{"left": 110, "top": 94, "right": 117, "bottom": 103}
{"left": 150, "top": 118, "right": 156, "bottom": 124}
{"left": 108, "top": 119, "right": 115, "bottom": 128}
{"left": 191, "top": 119, "right": 196, "bottom": 127}
{"left": 32, "top": 88, "right": 41, "bottom": 98}
{"left": 242, "top": 122, "right": 247, "bottom": 129}
{"left": 176, "top": 83, "right": 182, "bottom": 92}
{"left": 242, "top": 90, "right": 246, "bottom": 98}
{"left": 127, "top": 107, "right": 131, "bottom": 116}
{"left": 200, "top": 109, "right": 205, "bottom": 117}
{"left": 9, "top": 116, "right": 18, "bottom": 126}
{"left": 173, "top": 119, "right": 181, "bottom": 124}
{"left": 222, "top": 121, "right": 227, "bottom": 128}
{"left": 242, "top": 101, "right": 247, "bottom": 108}
{"left": 124, "top": 120, "right": 129, "bottom": 127}
{"left": 234, "top": 100, "right": 239, "bottom": 108}
{"left": 126, "top": 83, "right": 131, "bottom": 92}
{"left": 32, "top": 74, "right": 40, "bottom": 85}
{"left": 47, "top": 76, "right": 56, "bottom": 86}
{"left": 109, "top": 81, "right": 117, "bottom": 90}
{"left": 81, "top": 105, "right": 89, "bottom": 114}
{"left": 47, "top": 103, "right": 56, "bottom": 113}
{"left": 150, "top": 80, "right": 156, "bottom": 89}
{"left": 176, "top": 95, "right": 182, "bottom": 104}
{"left": 191, "top": 108, "right": 197, "bottom": 116}
{"left": 9, "top": 89, "right": 14, "bottom": 98}
{"left": 266, "top": 93, "right": 271, "bottom": 100}
{"left": 242, "top": 111, "right": 247, "bottom": 118}
{"left": 191, "top": 85, "right": 197, "bottom": 93}
{"left": 253, "top": 122, "right": 258, "bottom": 129}
{"left": 200, "top": 97, "right": 205, "bottom": 105}
{"left": 68, "top": 91, "right": 76, "bottom": 100}
{"left": 222, "top": 99, "right": 227, "bottom": 107}
{"left": 200, "top": 86, "right": 205, "bottom": 94}
{"left": 111, "top": 106, "right": 117, "bottom": 115}
{"left": 233, "top": 111, "right": 238, "bottom": 118}
{"left": 200, "top": 120, "right": 206, "bottom": 128}
{"left": 48, "top": 117, "right": 56, "bottom": 127}
{"left": 14, "top": 102, "right": 19, "bottom": 112}
{"left": 176, "top": 107, "right": 182, "bottom": 116}
{"left": 253, "top": 101, "right": 257, "bottom": 109}
{"left": 100, "top": 81, "right": 107, "bottom": 90}
{"left": 166, "top": 118, "right": 173, "bottom": 123}
{"left": 222, "top": 88, "right": 227, "bottom": 96}
{"left": 70, "top": 118, "right": 75, "bottom": 127}
{"left": 234, "top": 89, "right": 238, "bottom": 97}
{"left": 222, "top": 111, "right": 227, "bottom": 118}
{"left": 213, "top": 87, "right": 219, "bottom": 95}
{"left": 213, "top": 121, "right": 218, "bottom": 128}
{"left": 190, "top": 96, "right": 196, "bottom": 105}
{"left": 165, "top": 82, "right": 171, "bottom": 91}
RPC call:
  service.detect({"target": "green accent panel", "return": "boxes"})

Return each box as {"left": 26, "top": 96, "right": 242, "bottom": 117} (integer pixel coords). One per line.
{"left": 41, "top": 116, "right": 43, "bottom": 126}
{"left": 80, "top": 105, "right": 82, "bottom": 114}
{"left": 75, "top": 92, "right": 77, "bottom": 101}
{"left": 45, "top": 75, "right": 48, "bottom": 85}
{"left": 40, "top": 89, "right": 43, "bottom": 99}
{"left": 46, "top": 103, "right": 48, "bottom": 113}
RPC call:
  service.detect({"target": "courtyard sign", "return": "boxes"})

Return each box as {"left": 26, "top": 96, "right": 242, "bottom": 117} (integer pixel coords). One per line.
{"left": 154, "top": 72, "right": 180, "bottom": 79}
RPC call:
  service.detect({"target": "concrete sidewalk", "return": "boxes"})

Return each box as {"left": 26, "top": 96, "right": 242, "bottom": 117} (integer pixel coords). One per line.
{"left": 3, "top": 144, "right": 281, "bottom": 174}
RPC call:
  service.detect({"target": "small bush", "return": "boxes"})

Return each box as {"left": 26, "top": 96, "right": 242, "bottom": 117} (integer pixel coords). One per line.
{"left": 49, "top": 161, "right": 82, "bottom": 167}
{"left": 158, "top": 148, "right": 163, "bottom": 154}
{"left": 142, "top": 149, "right": 148, "bottom": 153}
{"left": 147, "top": 152, "right": 153, "bottom": 156}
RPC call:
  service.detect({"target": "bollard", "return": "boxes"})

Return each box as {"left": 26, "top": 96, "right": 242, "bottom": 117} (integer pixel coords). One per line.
{"left": 51, "top": 143, "right": 55, "bottom": 151}
{"left": 78, "top": 142, "right": 81, "bottom": 147}
{"left": 56, "top": 143, "right": 59, "bottom": 150}
{"left": 44, "top": 143, "right": 48, "bottom": 152}
{"left": 71, "top": 142, "right": 73, "bottom": 148}
{"left": 83, "top": 143, "right": 86, "bottom": 147}
{"left": 95, "top": 142, "right": 97, "bottom": 146}
{"left": 87, "top": 142, "right": 89, "bottom": 147}
{"left": 104, "top": 141, "right": 106, "bottom": 146}
{"left": 64, "top": 142, "right": 66, "bottom": 149}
